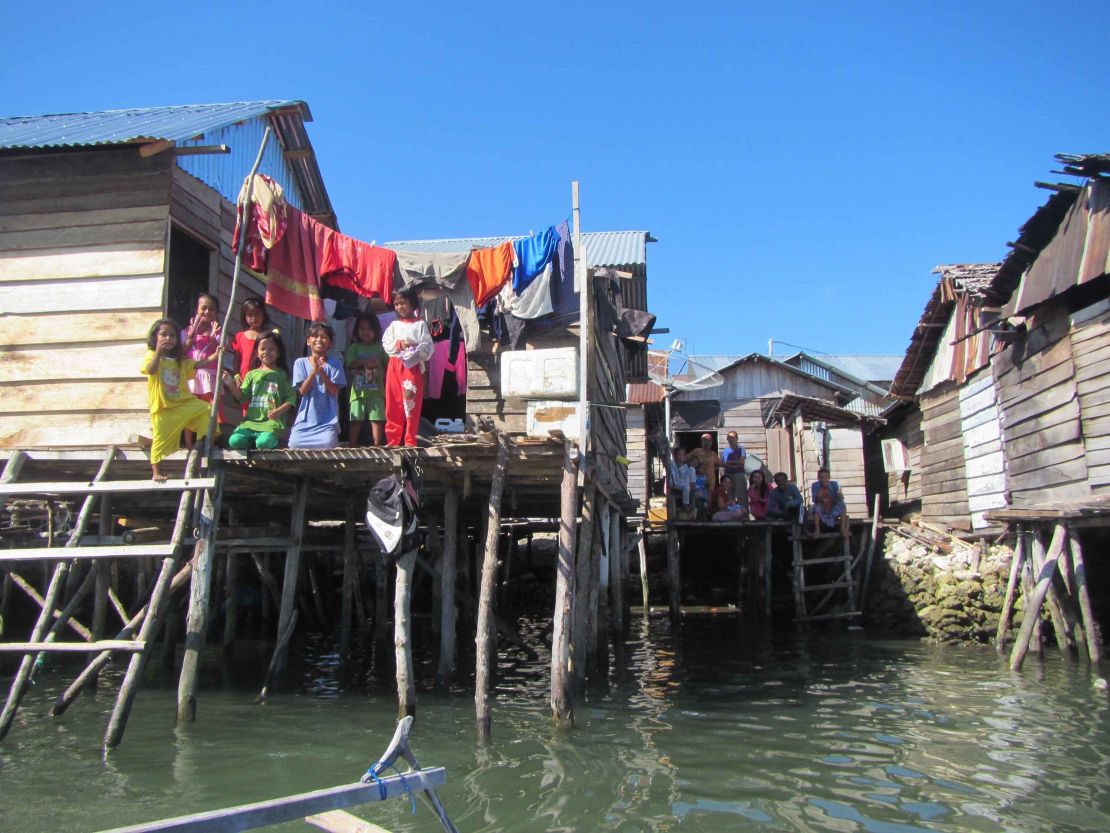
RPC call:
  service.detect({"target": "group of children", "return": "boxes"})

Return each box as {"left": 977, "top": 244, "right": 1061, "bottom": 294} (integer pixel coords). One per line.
{"left": 140, "top": 288, "right": 434, "bottom": 480}
{"left": 670, "top": 433, "right": 847, "bottom": 534}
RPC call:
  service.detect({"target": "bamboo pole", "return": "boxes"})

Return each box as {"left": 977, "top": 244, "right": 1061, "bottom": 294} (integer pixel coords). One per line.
{"left": 104, "top": 449, "right": 200, "bottom": 749}
{"left": 1068, "top": 531, "right": 1103, "bottom": 673}
{"left": 996, "top": 528, "right": 1025, "bottom": 653}
{"left": 1010, "top": 523, "right": 1068, "bottom": 672}
{"left": 638, "top": 530, "right": 649, "bottom": 615}
{"left": 177, "top": 472, "right": 225, "bottom": 723}
{"left": 551, "top": 442, "right": 579, "bottom": 727}
{"left": 0, "top": 445, "right": 116, "bottom": 742}
{"left": 0, "top": 453, "right": 27, "bottom": 639}
{"left": 88, "top": 496, "right": 113, "bottom": 688}
{"left": 339, "top": 494, "right": 358, "bottom": 659}
{"left": 270, "top": 478, "right": 309, "bottom": 682}
{"left": 571, "top": 484, "right": 597, "bottom": 684}
{"left": 435, "top": 487, "right": 460, "bottom": 689}
{"left": 394, "top": 550, "right": 416, "bottom": 718}
{"left": 475, "top": 433, "right": 511, "bottom": 741}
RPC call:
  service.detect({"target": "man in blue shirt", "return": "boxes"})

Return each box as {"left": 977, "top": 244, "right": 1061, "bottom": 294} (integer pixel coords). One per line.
{"left": 720, "top": 431, "right": 747, "bottom": 501}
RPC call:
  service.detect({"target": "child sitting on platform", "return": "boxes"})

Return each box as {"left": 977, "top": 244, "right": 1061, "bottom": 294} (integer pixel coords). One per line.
{"left": 810, "top": 467, "right": 849, "bottom": 536}
{"left": 141, "top": 318, "right": 215, "bottom": 481}
{"left": 224, "top": 332, "right": 294, "bottom": 450}
{"left": 289, "top": 322, "right": 346, "bottom": 449}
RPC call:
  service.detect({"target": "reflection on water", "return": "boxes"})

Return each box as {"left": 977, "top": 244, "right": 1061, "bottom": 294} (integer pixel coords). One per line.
{"left": 1, "top": 616, "right": 1109, "bottom": 832}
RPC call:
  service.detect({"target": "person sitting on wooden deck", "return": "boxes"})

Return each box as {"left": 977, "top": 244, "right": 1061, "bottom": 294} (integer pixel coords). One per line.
{"left": 767, "top": 472, "right": 803, "bottom": 522}
{"left": 720, "top": 431, "right": 748, "bottom": 500}
{"left": 809, "top": 467, "right": 849, "bottom": 537}
{"left": 710, "top": 474, "right": 747, "bottom": 521}
{"left": 693, "top": 462, "right": 711, "bottom": 518}
{"left": 747, "top": 470, "right": 771, "bottom": 520}
{"left": 686, "top": 433, "right": 721, "bottom": 490}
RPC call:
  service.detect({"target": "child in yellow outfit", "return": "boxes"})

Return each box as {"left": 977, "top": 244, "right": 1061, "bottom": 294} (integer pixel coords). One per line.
{"left": 141, "top": 318, "right": 214, "bottom": 480}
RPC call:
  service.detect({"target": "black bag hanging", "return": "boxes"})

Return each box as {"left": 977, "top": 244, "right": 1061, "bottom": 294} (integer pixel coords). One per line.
{"left": 364, "top": 466, "right": 420, "bottom": 562}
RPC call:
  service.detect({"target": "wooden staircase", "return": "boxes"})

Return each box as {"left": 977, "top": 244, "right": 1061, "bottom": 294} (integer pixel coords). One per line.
{"left": 0, "top": 445, "right": 220, "bottom": 748}
{"left": 789, "top": 528, "right": 865, "bottom": 626}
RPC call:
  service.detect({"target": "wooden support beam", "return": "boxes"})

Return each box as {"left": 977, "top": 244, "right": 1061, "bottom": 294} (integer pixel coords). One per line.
{"left": 271, "top": 477, "right": 309, "bottom": 681}
{"left": 1028, "top": 531, "right": 1075, "bottom": 657}
{"left": 7, "top": 571, "right": 93, "bottom": 642}
{"left": 475, "top": 433, "right": 510, "bottom": 742}
{"left": 666, "top": 492, "right": 681, "bottom": 623}
{"left": 1, "top": 445, "right": 116, "bottom": 742}
{"left": 637, "top": 530, "right": 649, "bottom": 616}
{"left": 550, "top": 442, "right": 578, "bottom": 727}
{"left": 608, "top": 508, "right": 623, "bottom": 637}
{"left": 104, "top": 448, "right": 199, "bottom": 750}
{"left": 1010, "top": 524, "right": 1069, "bottom": 672}
{"left": 436, "top": 487, "right": 460, "bottom": 689}
{"left": 0, "top": 640, "right": 145, "bottom": 653}
{"left": 0, "top": 477, "right": 215, "bottom": 497}
{"left": 394, "top": 549, "right": 416, "bottom": 718}
{"left": 177, "top": 471, "right": 225, "bottom": 723}
{"left": 339, "top": 494, "right": 358, "bottom": 659}
{"left": 1068, "top": 532, "right": 1104, "bottom": 673}
{"left": 996, "top": 529, "right": 1025, "bottom": 653}
{"left": 0, "top": 545, "right": 176, "bottom": 562}
{"left": 571, "top": 484, "right": 597, "bottom": 683}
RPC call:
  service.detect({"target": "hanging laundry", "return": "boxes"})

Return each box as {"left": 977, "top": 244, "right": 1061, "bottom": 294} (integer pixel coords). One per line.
{"left": 426, "top": 337, "right": 467, "bottom": 400}
{"left": 465, "top": 241, "right": 514, "bottom": 307}
{"left": 500, "top": 261, "right": 554, "bottom": 320}
{"left": 321, "top": 240, "right": 396, "bottom": 302}
{"left": 512, "top": 226, "right": 558, "bottom": 294}
{"left": 393, "top": 251, "right": 469, "bottom": 290}
{"left": 234, "top": 180, "right": 395, "bottom": 322}
{"left": 447, "top": 272, "right": 482, "bottom": 352}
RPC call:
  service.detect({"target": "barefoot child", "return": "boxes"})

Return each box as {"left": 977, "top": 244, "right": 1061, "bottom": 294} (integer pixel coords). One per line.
{"left": 382, "top": 288, "right": 434, "bottom": 447}
{"left": 289, "top": 322, "right": 346, "bottom": 449}
{"left": 345, "top": 313, "right": 387, "bottom": 447}
{"left": 141, "top": 318, "right": 213, "bottom": 480}
{"left": 224, "top": 332, "right": 294, "bottom": 450}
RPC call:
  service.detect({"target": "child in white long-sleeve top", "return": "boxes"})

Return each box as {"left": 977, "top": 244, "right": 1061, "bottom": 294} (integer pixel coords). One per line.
{"left": 382, "top": 288, "right": 434, "bottom": 447}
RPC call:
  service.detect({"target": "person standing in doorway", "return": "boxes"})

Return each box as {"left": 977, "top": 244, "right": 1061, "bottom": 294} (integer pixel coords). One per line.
{"left": 686, "top": 433, "right": 721, "bottom": 491}
{"left": 720, "top": 431, "right": 747, "bottom": 501}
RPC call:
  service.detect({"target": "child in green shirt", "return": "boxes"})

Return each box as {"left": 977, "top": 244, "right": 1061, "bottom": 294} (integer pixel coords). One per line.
{"left": 224, "top": 332, "right": 294, "bottom": 450}
{"left": 345, "top": 313, "right": 387, "bottom": 446}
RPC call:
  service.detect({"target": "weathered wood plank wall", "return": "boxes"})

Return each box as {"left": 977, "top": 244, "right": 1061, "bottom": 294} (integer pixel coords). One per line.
{"left": 919, "top": 384, "right": 970, "bottom": 528}
{"left": 992, "top": 304, "right": 1088, "bottom": 507}
{"left": 626, "top": 406, "right": 648, "bottom": 509}
{"left": 0, "top": 148, "right": 172, "bottom": 448}
{"left": 958, "top": 369, "right": 1007, "bottom": 528}
{"left": 872, "top": 405, "right": 923, "bottom": 516}
{"left": 1070, "top": 298, "right": 1110, "bottom": 493}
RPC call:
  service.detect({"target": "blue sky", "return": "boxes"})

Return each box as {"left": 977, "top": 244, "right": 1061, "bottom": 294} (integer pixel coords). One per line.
{"left": 4, "top": 1, "right": 1108, "bottom": 359}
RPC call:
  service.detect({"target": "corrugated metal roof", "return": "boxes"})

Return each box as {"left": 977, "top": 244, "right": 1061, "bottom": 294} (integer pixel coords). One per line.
{"left": 685, "top": 354, "right": 745, "bottom": 373}
{"left": 626, "top": 381, "right": 665, "bottom": 404}
{"left": 0, "top": 101, "right": 303, "bottom": 148}
{"left": 809, "top": 355, "right": 903, "bottom": 384}
{"left": 384, "top": 230, "right": 653, "bottom": 268}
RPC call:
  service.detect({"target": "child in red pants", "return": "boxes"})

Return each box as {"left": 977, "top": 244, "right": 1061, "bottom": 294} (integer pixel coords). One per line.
{"left": 382, "top": 288, "right": 434, "bottom": 446}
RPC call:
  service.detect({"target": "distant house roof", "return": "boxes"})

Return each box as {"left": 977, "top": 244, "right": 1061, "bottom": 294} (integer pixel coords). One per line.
{"left": 626, "top": 381, "right": 665, "bottom": 404}
{"left": 0, "top": 101, "right": 336, "bottom": 227}
{"left": 889, "top": 263, "right": 1001, "bottom": 398}
{"left": 807, "top": 355, "right": 903, "bottom": 384}
{"left": 688, "top": 353, "right": 856, "bottom": 398}
{"left": 385, "top": 231, "right": 654, "bottom": 269}
{"left": 762, "top": 393, "right": 885, "bottom": 428}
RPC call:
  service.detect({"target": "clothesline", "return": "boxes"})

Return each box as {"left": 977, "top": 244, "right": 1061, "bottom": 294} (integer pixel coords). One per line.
{"left": 233, "top": 175, "right": 575, "bottom": 352}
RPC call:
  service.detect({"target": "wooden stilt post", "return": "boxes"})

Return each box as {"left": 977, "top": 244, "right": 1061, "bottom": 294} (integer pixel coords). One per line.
{"left": 223, "top": 551, "right": 238, "bottom": 654}
{"left": 475, "top": 433, "right": 511, "bottom": 742}
{"left": 104, "top": 449, "right": 199, "bottom": 750}
{"left": 1028, "top": 528, "right": 1074, "bottom": 656}
{"left": 1019, "top": 533, "right": 1044, "bottom": 658}
{"left": 590, "top": 499, "right": 608, "bottom": 670}
{"left": 435, "top": 486, "right": 460, "bottom": 689}
{"left": 1068, "top": 530, "right": 1103, "bottom": 673}
{"left": 1010, "top": 523, "right": 1069, "bottom": 672}
{"left": 0, "top": 446, "right": 115, "bottom": 742}
{"left": 0, "top": 453, "right": 28, "bottom": 638}
{"left": 996, "top": 528, "right": 1025, "bottom": 653}
{"left": 427, "top": 510, "right": 443, "bottom": 636}
{"left": 572, "top": 484, "right": 597, "bottom": 684}
{"left": 763, "top": 524, "right": 773, "bottom": 618}
{"left": 619, "top": 516, "right": 631, "bottom": 632}
{"left": 608, "top": 508, "right": 623, "bottom": 637}
{"left": 394, "top": 549, "right": 416, "bottom": 718}
{"left": 177, "top": 472, "right": 225, "bottom": 723}
{"left": 339, "top": 494, "right": 358, "bottom": 660}
{"left": 638, "top": 529, "right": 650, "bottom": 616}
{"left": 271, "top": 478, "right": 309, "bottom": 682}
{"left": 551, "top": 442, "right": 579, "bottom": 727}
{"left": 666, "top": 493, "right": 680, "bottom": 623}
{"left": 88, "top": 495, "right": 113, "bottom": 688}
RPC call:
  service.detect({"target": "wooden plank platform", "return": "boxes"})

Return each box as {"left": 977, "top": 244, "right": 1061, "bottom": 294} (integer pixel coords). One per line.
{"left": 0, "top": 640, "right": 144, "bottom": 653}
{"left": 0, "top": 477, "right": 215, "bottom": 496}
{"left": 0, "top": 544, "right": 176, "bottom": 562}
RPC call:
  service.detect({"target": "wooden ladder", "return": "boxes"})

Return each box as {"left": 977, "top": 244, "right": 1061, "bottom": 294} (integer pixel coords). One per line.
{"left": 0, "top": 446, "right": 217, "bottom": 748}
{"left": 789, "top": 527, "right": 861, "bottom": 627}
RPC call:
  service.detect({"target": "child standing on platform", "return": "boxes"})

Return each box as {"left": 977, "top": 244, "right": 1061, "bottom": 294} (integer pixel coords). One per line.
{"left": 181, "top": 293, "right": 221, "bottom": 402}
{"left": 382, "top": 288, "right": 433, "bottom": 447}
{"left": 224, "top": 332, "right": 294, "bottom": 450}
{"left": 230, "top": 296, "right": 275, "bottom": 411}
{"left": 141, "top": 318, "right": 214, "bottom": 481}
{"left": 345, "top": 312, "right": 387, "bottom": 447}
{"left": 289, "top": 323, "right": 346, "bottom": 449}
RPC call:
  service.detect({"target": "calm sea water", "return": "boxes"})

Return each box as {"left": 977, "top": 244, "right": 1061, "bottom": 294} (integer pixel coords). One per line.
{"left": 2, "top": 616, "right": 1108, "bottom": 833}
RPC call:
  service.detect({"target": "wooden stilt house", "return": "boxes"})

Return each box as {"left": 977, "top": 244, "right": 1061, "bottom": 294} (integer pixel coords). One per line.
{"left": 0, "top": 101, "right": 336, "bottom": 449}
